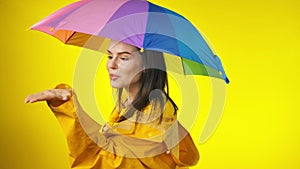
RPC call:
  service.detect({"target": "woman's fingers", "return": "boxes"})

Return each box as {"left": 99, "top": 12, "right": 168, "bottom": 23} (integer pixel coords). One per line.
{"left": 24, "top": 89, "right": 72, "bottom": 103}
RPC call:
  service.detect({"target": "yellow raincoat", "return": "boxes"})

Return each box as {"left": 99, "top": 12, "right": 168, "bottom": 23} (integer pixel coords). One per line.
{"left": 49, "top": 84, "right": 199, "bottom": 169}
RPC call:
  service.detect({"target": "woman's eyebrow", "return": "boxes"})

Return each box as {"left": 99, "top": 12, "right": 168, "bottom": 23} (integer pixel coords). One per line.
{"left": 106, "top": 50, "right": 131, "bottom": 55}
{"left": 117, "top": 51, "right": 131, "bottom": 55}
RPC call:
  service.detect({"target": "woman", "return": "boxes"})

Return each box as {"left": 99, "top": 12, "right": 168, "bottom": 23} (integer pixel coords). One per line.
{"left": 25, "top": 41, "right": 199, "bottom": 169}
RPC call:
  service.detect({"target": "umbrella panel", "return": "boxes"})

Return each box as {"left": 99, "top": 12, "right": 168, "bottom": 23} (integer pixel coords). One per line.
{"left": 57, "top": 32, "right": 223, "bottom": 79}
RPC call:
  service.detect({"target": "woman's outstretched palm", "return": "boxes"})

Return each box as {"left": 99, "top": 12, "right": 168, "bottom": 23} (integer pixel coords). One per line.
{"left": 24, "top": 88, "right": 72, "bottom": 106}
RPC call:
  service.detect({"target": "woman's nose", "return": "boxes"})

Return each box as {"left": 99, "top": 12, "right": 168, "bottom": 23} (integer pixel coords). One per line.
{"left": 108, "top": 58, "right": 118, "bottom": 69}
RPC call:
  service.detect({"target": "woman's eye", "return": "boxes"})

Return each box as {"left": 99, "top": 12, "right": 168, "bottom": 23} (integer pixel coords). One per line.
{"left": 107, "top": 55, "right": 113, "bottom": 59}
{"left": 120, "top": 57, "right": 129, "bottom": 61}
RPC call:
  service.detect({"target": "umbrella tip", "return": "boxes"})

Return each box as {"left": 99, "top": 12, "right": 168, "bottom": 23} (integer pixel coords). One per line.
{"left": 225, "top": 77, "right": 230, "bottom": 84}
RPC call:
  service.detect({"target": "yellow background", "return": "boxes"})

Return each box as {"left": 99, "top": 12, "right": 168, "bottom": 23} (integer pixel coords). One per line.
{"left": 1, "top": 0, "right": 299, "bottom": 168}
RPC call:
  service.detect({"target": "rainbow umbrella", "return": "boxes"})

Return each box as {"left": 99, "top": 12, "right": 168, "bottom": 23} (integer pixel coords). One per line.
{"left": 31, "top": 0, "right": 229, "bottom": 83}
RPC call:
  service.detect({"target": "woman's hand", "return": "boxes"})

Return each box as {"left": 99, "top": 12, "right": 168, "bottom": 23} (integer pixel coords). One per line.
{"left": 24, "top": 89, "right": 72, "bottom": 106}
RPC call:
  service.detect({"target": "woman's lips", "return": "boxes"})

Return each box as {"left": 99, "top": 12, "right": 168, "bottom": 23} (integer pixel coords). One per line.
{"left": 109, "top": 74, "right": 119, "bottom": 80}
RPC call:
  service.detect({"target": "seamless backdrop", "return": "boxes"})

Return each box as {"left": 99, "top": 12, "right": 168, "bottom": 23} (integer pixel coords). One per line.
{"left": 0, "top": 0, "right": 299, "bottom": 169}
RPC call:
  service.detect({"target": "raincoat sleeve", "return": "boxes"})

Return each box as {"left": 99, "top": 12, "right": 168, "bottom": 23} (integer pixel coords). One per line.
{"left": 169, "top": 122, "right": 200, "bottom": 167}
{"left": 161, "top": 101, "right": 200, "bottom": 167}
{"left": 47, "top": 84, "right": 106, "bottom": 168}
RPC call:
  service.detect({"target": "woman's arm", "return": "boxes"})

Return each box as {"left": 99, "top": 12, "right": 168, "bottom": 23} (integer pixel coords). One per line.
{"left": 25, "top": 84, "right": 105, "bottom": 168}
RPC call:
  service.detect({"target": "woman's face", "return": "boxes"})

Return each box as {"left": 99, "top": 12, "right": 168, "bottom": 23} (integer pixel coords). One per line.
{"left": 106, "top": 41, "right": 143, "bottom": 89}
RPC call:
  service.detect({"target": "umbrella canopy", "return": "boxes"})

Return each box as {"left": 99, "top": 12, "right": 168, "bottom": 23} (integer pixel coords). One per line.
{"left": 31, "top": 0, "right": 229, "bottom": 83}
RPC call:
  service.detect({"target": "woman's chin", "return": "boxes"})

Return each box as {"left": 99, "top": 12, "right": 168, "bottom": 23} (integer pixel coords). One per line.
{"left": 109, "top": 82, "right": 123, "bottom": 89}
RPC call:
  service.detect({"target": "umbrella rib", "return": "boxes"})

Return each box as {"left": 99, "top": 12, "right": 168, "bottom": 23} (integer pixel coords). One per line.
{"left": 63, "top": 31, "right": 77, "bottom": 45}
{"left": 180, "top": 57, "right": 187, "bottom": 75}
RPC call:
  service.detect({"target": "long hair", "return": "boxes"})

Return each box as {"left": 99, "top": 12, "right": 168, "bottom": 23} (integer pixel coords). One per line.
{"left": 116, "top": 50, "right": 178, "bottom": 122}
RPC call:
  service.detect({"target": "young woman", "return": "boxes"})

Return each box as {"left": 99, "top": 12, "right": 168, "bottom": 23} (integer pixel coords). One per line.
{"left": 25, "top": 41, "right": 199, "bottom": 169}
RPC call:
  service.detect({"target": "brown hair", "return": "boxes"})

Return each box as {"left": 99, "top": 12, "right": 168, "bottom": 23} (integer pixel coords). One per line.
{"left": 116, "top": 50, "right": 178, "bottom": 122}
